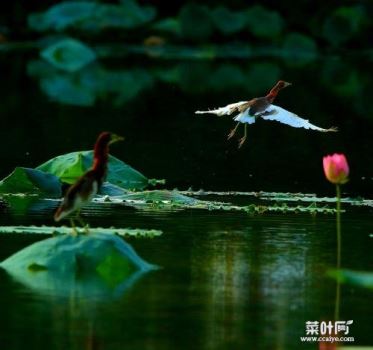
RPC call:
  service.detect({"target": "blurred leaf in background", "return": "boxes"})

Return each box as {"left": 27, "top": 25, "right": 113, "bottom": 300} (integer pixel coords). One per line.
{"left": 28, "top": 60, "right": 153, "bottom": 106}
{"left": 41, "top": 38, "right": 96, "bottom": 72}
{"left": 179, "top": 4, "right": 213, "bottom": 41}
{"left": 211, "top": 6, "right": 247, "bottom": 36}
{"left": 28, "top": 0, "right": 156, "bottom": 33}
{"left": 245, "top": 6, "right": 284, "bottom": 40}
{"left": 322, "top": 6, "right": 367, "bottom": 46}
{"left": 282, "top": 32, "right": 318, "bottom": 66}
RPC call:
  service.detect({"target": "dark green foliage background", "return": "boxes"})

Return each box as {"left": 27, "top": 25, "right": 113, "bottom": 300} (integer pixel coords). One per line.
{"left": 0, "top": 1, "right": 372, "bottom": 50}
{"left": 0, "top": 0, "right": 372, "bottom": 196}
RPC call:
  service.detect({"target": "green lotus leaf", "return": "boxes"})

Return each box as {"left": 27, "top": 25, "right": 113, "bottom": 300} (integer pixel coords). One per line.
{"left": 152, "top": 18, "right": 181, "bottom": 35}
{"left": 36, "top": 150, "right": 151, "bottom": 190}
{"left": 179, "top": 4, "right": 213, "bottom": 41}
{"left": 0, "top": 233, "right": 159, "bottom": 298}
{"left": 281, "top": 33, "right": 318, "bottom": 65}
{"left": 211, "top": 7, "right": 246, "bottom": 35}
{"left": 323, "top": 6, "right": 367, "bottom": 46}
{"left": 0, "top": 226, "right": 162, "bottom": 238}
{"left": 28, "top": 2, "right": 97, "bottom": 32}
{"left": 121, "top": 190, "right": 201, "bottom": 206}
{"left": 245, "top": 6, "right": 284, "bottom": 39}
{"left": 28, "top": 1, "right": 156, "bottom": 33}
{"left": 28, "top": 61, "right": 153, "bottom": 107}
{"left": 41, "top": 38, "right": 96, "bottom": 72}
{"left": 0, "top": 167, "right": 61, "bottom": 196}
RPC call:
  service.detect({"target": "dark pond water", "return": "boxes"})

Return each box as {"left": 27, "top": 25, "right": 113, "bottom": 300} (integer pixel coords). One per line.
{"left": 0, "top": 51, "right": 373, "bottom": 349}
{"left": 0, "top": 202, "right": 372, "bottom": 350}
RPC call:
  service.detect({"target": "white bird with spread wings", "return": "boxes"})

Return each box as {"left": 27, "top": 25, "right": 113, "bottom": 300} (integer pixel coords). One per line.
{"left": 195, "top": 81, "right": 337, "bottom": 148}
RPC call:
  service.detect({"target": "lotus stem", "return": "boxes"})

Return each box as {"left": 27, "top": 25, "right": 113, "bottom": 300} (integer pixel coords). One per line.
{"left": 335, "top": 184, "right": 341, "bottom": 322}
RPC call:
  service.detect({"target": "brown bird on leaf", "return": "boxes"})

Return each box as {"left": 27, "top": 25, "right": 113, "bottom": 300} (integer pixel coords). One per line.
{"left": 54, "top": 132, "right": 124, "bottom": 232}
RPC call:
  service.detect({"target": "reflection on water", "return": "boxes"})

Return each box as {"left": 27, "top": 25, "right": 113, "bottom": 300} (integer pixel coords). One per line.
{"left": 191, "top": 222, "right": 310, "bottom": 349}
{"left": 0, "top": 206, "right": 372, "bottom": 349}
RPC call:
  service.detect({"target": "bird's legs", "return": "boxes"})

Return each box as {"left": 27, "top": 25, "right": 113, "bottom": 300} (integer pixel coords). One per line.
{"left": 70, "top": 219, "right": 78, "bottom": 236}
{"left": 228, "top": 122, "right": 240, "bottom": 140}
{"left": 238, "top": 124, "right": 247, "bottom": 148}
{"left": 69, "top": 210, "right": 90, "bottom": 235}
{"left": 76, "top": 210, "right": 90, "bottom": 234}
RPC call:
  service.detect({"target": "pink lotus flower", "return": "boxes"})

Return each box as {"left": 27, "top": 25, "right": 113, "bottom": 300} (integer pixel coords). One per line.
{"left": 323, "top": 154, "right": 349, "bottom": 185}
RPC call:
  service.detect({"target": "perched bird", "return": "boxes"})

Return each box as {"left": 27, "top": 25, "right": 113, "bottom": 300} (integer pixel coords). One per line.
{"left": 54, "top": 132, "right": 124, "bottom": 228}
{"left": 195, "top": 80, "right": 337, "bottom": 148}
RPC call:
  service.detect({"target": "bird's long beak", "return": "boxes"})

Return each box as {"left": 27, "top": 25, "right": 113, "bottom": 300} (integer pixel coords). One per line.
{"left": 284, "top": 82, "right": 292, "bottom": 87}
{"left": 110, "top": 134, "right": 125, "bottom": 145}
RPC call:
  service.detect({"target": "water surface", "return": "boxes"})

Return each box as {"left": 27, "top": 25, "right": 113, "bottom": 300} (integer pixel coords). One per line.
{"left": 0, "top": 51, "right": 372, "bottom": 349}
{"left": 0, "top": 202, "right": 372, "bottom": 349}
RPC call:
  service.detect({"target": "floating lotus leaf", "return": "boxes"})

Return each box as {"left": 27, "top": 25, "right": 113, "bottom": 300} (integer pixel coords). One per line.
{"left": 36, "top": 150, "right": 151, "bottom": 190}
{"left": 0, "top": 233, "right": 159, "bottom": 298}
{"left": 0, "top": 167, "right": 61, "bottom": 196}
{"left": 0, "top": 226, "right": 162, "bottom": 238}
{"left": 94, "top": 190, "right": 337, "bottom": 214}
{"left": 121, "top": 190, "right": 201, "bottom": 205}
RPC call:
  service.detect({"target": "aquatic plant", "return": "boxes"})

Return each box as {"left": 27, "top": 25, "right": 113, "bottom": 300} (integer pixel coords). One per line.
{"left": 28, "top": 1, "right": 156, "bottom": 33}
{"left": 0, "top": 232, "right": 159, "bottom": 298}
{"left": 40, "top": 38, "right": 96, "bottom": 72}
{"left": 323, "top": 154, "right": 349, "bottom": 185}
{"left": 323, "top": 153, "right": 350, "bottom": 319}
{"left": 37, "top": 150, "right": 153, "bottom": 190}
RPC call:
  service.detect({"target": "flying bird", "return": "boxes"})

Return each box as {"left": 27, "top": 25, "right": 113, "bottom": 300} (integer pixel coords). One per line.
{"left": 195, "top": 81, "right": 337, "bottom": 148}
{"left": 54, "top": 132, "right": 124, "bottom": 232}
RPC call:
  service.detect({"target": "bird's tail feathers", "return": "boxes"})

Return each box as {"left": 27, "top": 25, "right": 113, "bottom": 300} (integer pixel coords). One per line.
{"left": 54, "top": 203, "right": 74, "bottom": 222}
{"left": 325, "top": 126, "right": 338, "bottom": 132}
{"left": 195, "top": 109, "right": 226, "bottom": 117}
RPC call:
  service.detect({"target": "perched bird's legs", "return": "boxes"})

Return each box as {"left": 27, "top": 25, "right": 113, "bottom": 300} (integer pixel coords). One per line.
{"left": 238, "top": 124, "right": 247, "bottom": 148}
{"left": 70, "top": 219, "right": 78, "bottom": 236}
{"left": 76, "top": 210, "right": 90, "bottom": 235}
{"left": 68, "top": 210, "right": 90, "bottom": 235}
{"left": 228, "top": 122, "right": 240, "bottom": 140}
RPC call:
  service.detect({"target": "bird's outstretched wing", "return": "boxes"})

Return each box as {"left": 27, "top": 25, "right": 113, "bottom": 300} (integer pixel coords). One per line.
{"left": 260, "top": 105, "right": 338, "bottom": 132}
{"left": 195, "top": 101, "right": 250, "bottom": 116}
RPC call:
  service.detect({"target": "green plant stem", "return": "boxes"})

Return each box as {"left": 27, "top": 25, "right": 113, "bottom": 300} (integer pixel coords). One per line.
{"left": 335, "top": 184, "right": 341, "bottom": 322}
{"left": 336, "top": 184, "right": 341, "bottom": 269}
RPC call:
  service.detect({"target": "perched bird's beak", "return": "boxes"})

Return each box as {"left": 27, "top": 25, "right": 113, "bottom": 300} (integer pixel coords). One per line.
{"left": 110, "top": 134, "right": 125, "bottom": 145}
{"left": 284, "top": 82, "right": 292, "bottom": 87}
